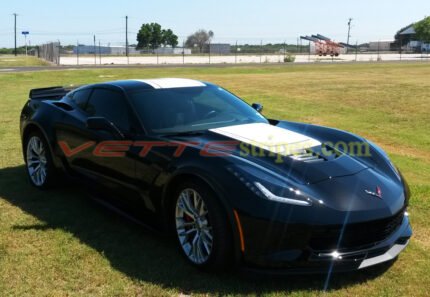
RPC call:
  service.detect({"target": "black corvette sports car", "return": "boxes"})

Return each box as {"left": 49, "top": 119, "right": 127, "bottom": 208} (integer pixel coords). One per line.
{"left": 20, "top": 78, "right": 411, "bottom": 273}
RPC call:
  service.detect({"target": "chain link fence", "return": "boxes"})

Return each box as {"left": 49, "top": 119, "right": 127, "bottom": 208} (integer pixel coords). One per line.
{"left": 30, "top": 39, "right": 430, "bottom": 66}
{"left": 33, "top": 42, "right": 60, "bottom": 65}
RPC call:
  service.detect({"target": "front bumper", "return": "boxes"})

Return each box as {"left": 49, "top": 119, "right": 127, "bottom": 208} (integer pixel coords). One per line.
{"left": 238, "top": 211, "right": 412, "bottom": 274}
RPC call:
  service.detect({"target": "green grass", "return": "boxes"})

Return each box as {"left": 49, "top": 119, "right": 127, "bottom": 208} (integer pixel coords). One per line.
{"left": 0, "top": 55, "right": 51, "bottom": 67}
{"left": 0, "top": 63, "right": 429, "bottom": 296}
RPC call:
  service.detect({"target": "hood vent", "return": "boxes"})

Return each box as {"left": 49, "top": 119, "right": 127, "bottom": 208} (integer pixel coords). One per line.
{"left": 290, "top": 149, "right": 325, "bottom": 163}
{"left": 289, "top": 146, "right": 340, "bottom": 163}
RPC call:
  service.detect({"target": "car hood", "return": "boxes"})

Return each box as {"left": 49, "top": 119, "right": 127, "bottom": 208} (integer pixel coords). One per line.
{"left": 205, "top": 122, "right": 369, "bottom": 185}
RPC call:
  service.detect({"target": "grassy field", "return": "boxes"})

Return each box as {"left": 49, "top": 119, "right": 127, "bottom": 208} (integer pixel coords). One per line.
{"left": 0, "top": 63, "right": 429, "bottom": 297}
{"left": 0, "top": 55, "right": 51, "bottom": 67}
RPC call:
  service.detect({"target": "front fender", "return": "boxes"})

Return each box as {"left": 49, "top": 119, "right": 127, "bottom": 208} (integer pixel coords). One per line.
{"left": 160, "top": 162, "right": 243, "bottom": 265}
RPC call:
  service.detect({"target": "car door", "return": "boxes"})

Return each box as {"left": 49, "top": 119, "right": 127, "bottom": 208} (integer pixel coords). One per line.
{"left": 83, "top": 87, "right": 162, "bottom": 220}
{"left": 58, "top": 86, "right": 160, "bottom": 218}
{"left": 78, "top": 87, "right": 136, "bottom": 187}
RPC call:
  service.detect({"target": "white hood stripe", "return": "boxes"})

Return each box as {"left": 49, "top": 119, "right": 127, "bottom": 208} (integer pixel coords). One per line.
{"left": 210, "top": 123, "right": 321, "bottom": 156}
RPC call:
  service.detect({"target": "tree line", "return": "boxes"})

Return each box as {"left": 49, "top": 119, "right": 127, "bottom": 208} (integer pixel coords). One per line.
{"left": 136, "top": 23, "right": 214, "bottom": 52}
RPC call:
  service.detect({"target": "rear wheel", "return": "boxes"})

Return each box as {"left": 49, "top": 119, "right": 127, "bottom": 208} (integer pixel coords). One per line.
{"left": 173, "top": 180, "right": 233, "bottom": 271}
{"left": 24, "top": 131, "right": 58, "bottom": 189}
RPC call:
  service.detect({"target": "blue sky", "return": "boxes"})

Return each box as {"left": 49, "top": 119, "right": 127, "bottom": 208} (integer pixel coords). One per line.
{"left": 0, "top": 0, "right": 428, "bottom": 47}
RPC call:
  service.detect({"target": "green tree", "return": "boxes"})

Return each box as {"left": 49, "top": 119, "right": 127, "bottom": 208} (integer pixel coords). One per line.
{"left": 136, "top": 23, "right": 174, "bottom": 50}
{"left": 136, "top": 23, "right": 151, "bottom": 49}
{"left": 136, "top": 23, "right": 178, "bottom": 50}
{"left": 414, "top": 16, "right": 430, "bottom": 43}
{"left": 162, "top": 29, "right": 178, "bottom": 48}
{"left": 185, "top": 29, "right": 214, "bottom": 53}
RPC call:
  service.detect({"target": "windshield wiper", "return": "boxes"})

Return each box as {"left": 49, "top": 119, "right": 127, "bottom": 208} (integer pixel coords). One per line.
{"left": 160, "top": 130, "right": 206, "bottom": 137}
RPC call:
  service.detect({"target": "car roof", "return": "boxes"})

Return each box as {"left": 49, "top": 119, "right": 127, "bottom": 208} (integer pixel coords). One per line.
{"left": 102, "top": 78, "right": 207, "bottom": 91}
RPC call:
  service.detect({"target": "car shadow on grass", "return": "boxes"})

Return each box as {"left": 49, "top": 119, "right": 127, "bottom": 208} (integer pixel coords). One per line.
{"left": 0, "top": 165, "right": 395, "bottom": 295}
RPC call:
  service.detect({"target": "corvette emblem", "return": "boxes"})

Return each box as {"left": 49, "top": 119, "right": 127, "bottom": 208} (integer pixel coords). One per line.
{"left": 365, "top": 186, "right": 383, "bottom": 199}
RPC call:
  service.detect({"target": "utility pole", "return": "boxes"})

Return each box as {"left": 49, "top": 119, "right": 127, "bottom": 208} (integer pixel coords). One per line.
{"left": 13, "top": 13, "right": 17, "bottom": 56}
{"left": 93, "top": 35, "right": 96, "bottom": 65}
{"left": 125, "top": 16, "right": 129, "bottom": 64}
{"left": 347, "top": 18, "right": 353, "bottom": 46}
{"left": 24, "top": 34, "right": 28, "bottom": 56}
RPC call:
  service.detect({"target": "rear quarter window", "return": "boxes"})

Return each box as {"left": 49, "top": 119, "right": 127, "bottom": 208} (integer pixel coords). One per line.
{"left": 70, "top": 89, "right": 92, "bottom": 110}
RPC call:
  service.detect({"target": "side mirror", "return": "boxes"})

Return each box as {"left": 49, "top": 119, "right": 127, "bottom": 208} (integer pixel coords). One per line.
{"left": 252, "top": 103, "right": 263, "bottom": 113}
{"left": 87, "top": 117, "right": 111, "bottom": 130}
{"left": 86, "top": 117, "right": 124, "bottom": 139}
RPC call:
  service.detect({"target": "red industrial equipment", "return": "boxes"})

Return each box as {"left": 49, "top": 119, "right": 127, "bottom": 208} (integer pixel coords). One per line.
{"left": 300, "top": 34, "right": 346, "bottom": 57}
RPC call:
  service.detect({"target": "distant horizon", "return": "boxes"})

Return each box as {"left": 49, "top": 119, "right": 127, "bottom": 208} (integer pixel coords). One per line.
{"left": 0, "top": 0, "right": 428, "bottom": 48}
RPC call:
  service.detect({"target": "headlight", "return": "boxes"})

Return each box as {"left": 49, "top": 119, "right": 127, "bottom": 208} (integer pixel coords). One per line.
{"left": 227, "top": 164, "right": 313, "bottom": 206}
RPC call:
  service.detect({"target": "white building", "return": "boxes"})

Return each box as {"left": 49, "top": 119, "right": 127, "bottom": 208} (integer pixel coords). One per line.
{"left": 154, "top": 47, "right": 192, "bottom": 55}
{"left": 368, "top": 40, "right": 394, "bottom": 51}
{"left": 73, "top": 45, "right": 140, "bottom": 55}
{"left": 399, "top": 25, "right": 430, "bottom": 52}
{"left": 110, "top": 46, "right": 140, "bottom": 55}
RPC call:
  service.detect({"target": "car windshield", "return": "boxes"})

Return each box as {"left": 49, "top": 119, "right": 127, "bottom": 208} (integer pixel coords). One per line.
{"left": 127, "top": 85, "right": 268, "bottom": 134}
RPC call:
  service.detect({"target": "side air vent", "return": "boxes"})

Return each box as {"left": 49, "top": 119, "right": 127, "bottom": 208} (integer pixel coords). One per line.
{"left": 52, "top": 102, "right": 74, "bottom": 111}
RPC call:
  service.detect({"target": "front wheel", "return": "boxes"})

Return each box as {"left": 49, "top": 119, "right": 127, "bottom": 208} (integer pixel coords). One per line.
{"left": 173, "top": 180, "right": 233, "bottom": 271}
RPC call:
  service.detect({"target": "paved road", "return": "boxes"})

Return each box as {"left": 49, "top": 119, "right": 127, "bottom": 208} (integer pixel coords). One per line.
{"left": 0, "top": 59, "right": 429, "bottom": 73}
{"left": 0, "top": 63, "right": 224, "bottom": 73}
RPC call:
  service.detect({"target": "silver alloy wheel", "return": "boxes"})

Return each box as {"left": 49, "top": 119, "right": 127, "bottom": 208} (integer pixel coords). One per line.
{"left": 175, "top": 188, "right": 213, "bottom": 264}
{"left": 26, "top": 136, "right": 48, "bottom": 187}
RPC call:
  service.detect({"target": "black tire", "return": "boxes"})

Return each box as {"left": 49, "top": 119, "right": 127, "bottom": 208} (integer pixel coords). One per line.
{"left": 24, "top": 130, "right": 59, "bottom": 189}
{"left": 172, "top": 179, "right": 233, "bottom": 272}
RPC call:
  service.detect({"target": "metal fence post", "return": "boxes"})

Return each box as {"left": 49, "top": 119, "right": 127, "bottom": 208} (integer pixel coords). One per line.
{"left": 355, "top": 41, "right": 358, "bottom": 61}
{"left": 260, "top": 40, "right": 263, "bottom": 63}
{"left": 377, "top": 40, "right": 380, "bottom": 61}
{"left": 182, "top": 40, "right": 185, "bottom": 64}
{"left": 235, "top": 40, "right": 238, "bottom": 64}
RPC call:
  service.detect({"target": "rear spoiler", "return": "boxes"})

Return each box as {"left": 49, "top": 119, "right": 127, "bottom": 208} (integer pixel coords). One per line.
{"left": 29, "top": 86, "right": 79, "bottom": 100}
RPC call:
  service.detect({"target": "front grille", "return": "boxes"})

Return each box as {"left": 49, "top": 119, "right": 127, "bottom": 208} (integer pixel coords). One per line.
{"left": 310, "top": 209, "right": 405, "bottom": 251}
